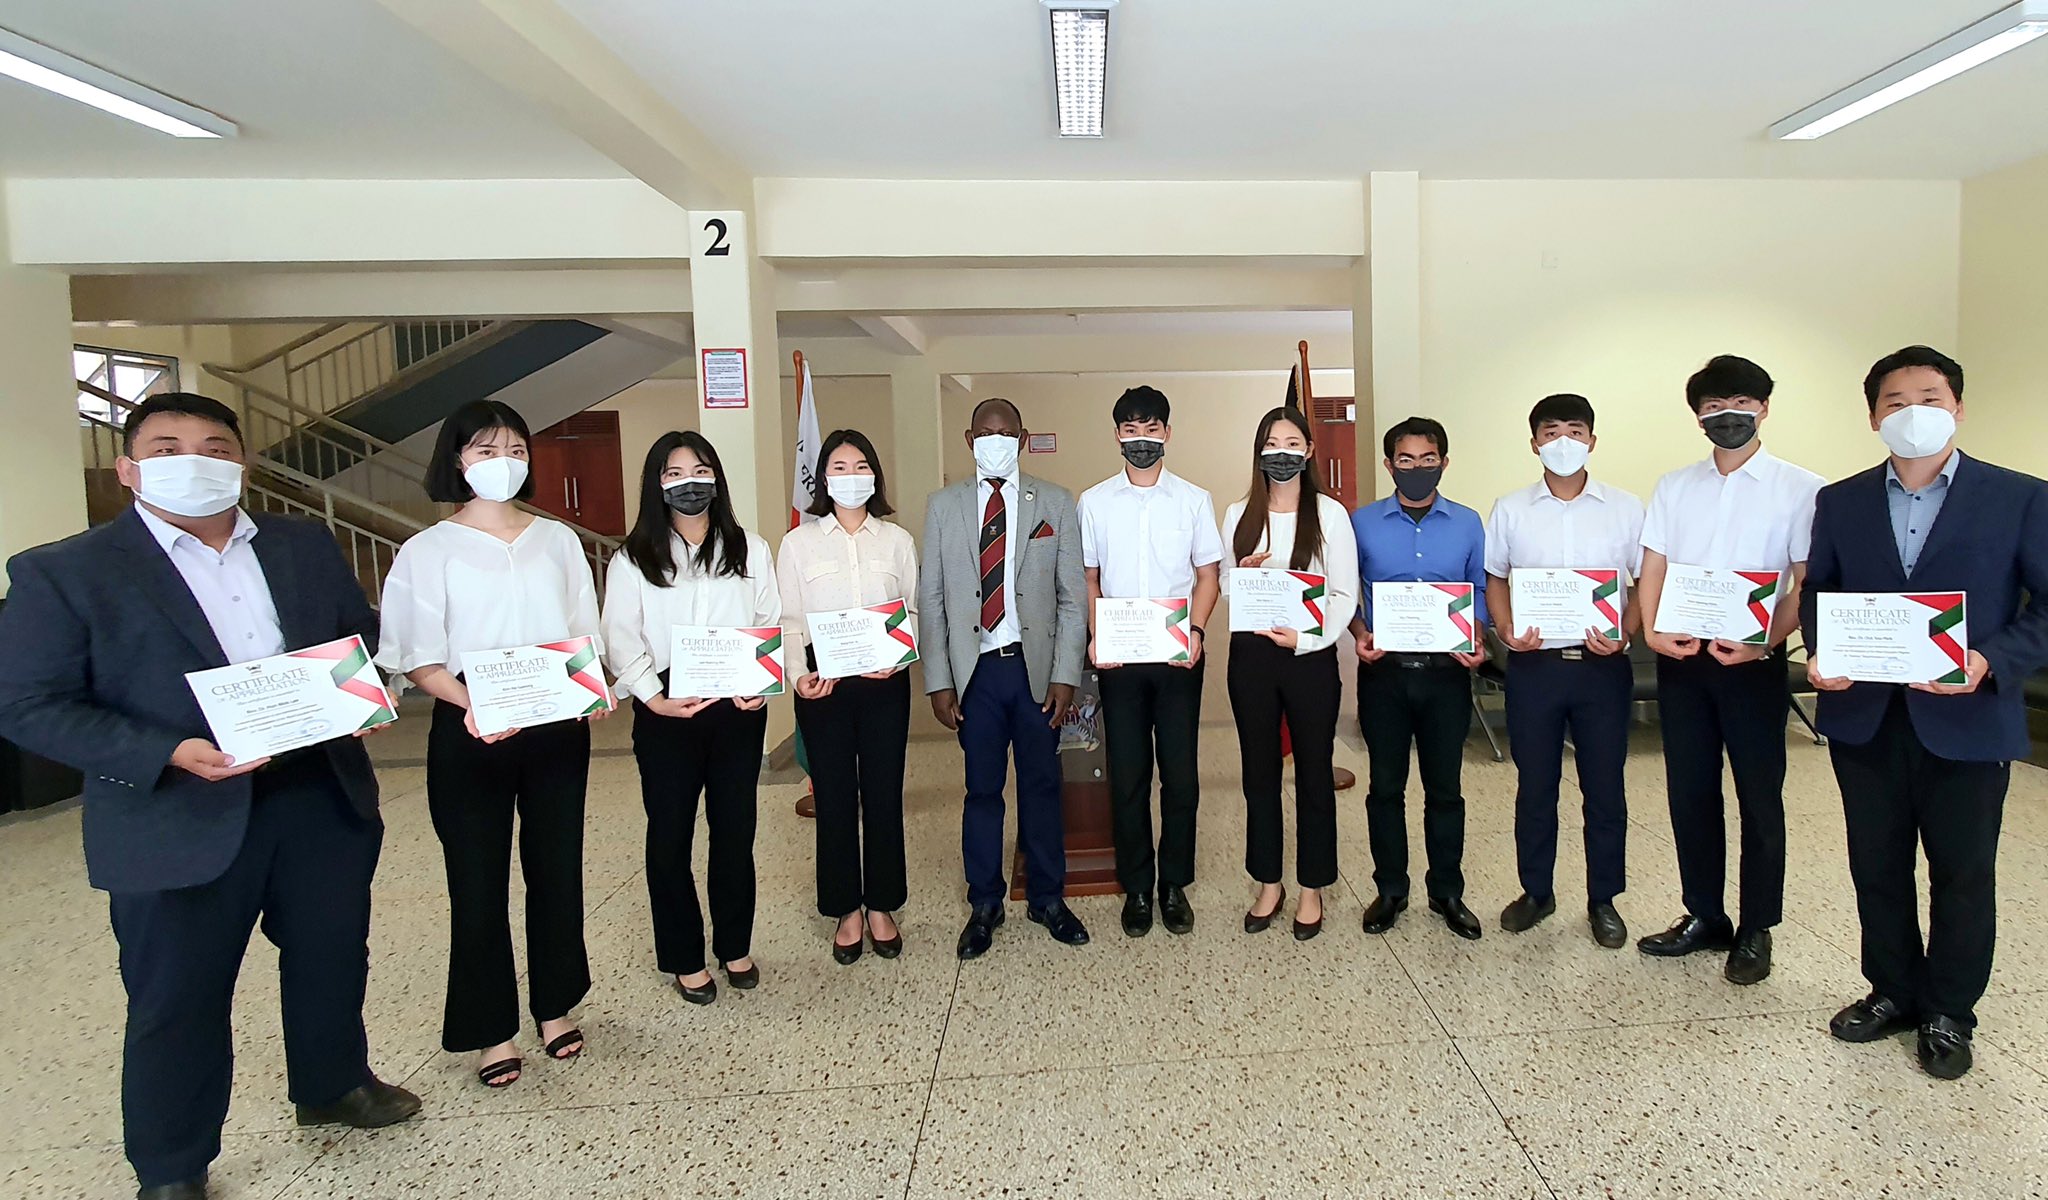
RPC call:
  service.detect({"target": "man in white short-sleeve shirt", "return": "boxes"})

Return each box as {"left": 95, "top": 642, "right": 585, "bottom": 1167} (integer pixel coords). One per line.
{"left": 1634, "top": 355, "right": 1823, "bottom": 988}
{"left": 1079, "top": 385, "right": 1225, "bottom": 939}
{"left": 1484, "top": 394, "right": 1645, "bottom": 950}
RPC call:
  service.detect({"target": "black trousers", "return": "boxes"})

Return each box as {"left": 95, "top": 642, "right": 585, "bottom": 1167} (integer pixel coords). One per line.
{"left": 1359, "top": 658, "right": 1471, "bottom": 900}
{"left": 1830, "top": 691, "right": 2008, "bottom": 1028}
{"left": 1505, "top": 650, "right": 1632, "bottom": 905}
{"left": 795, "top": 670, "right": 911, "bottom": 917}
{"left": 110, "top": 755, "right": 381, "bottom": 1187}
{"left": 1228, "top": 635, "right": 1340, "bottom": 889}
{"left": 426, "top": 700, "right": 591, "bottom": 1052}
{"left": 632, "top": 697, "right": 766, "bottom": 974}
{"left": 1099, "top": 659, "right": 1205, "bottom": 894}
{"left": 1655, "top": 649, "right": 1788, "bottom": 930}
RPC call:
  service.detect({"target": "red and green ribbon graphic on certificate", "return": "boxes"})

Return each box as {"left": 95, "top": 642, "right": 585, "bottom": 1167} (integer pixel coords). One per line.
{"left": 751, "top": 629, "right": 786, "bottom": 696}
{"left": 1906, "top": 592, "right": 1969, "bottom": 685}
{"left": 1432, "top": 583, "right": 1475, "bottom": 654}
{"left": 1156, "top": 598, "right": 1193, "bottom": 662}
{"left": 288, "top": 637, "right": 395, "bottom": 730}
{"left": 1290, "top": 572, "right": 1327, "bottom": 637}
{"left": 1736, "top": 571, "right": 1780, "bottom": 645}
{"left": 539, "top": 637, "right": 613, "bottom": 716}
{"left": 871, "top": 600, "right": 920, "bottom": 666}
{"left": 1578, "top": 569, "right": 1621, "bottom": 639}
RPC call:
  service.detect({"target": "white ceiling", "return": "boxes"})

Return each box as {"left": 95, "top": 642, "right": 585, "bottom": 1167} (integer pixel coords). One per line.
{"left": 560, "top": 0, "right": 2048, "bottom": 181}
{"left": 0, "top": 0, "right": 623, "bottom": 179}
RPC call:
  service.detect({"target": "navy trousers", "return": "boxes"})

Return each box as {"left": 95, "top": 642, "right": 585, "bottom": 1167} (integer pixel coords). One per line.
{"left": 1505, "top": 650, "right": 1632, "bottom": 905}
{"left": 110, "top": 755, "right": 382, "bottom": 1187}
{"left": 960, "top": 650, "right": 1066, "bottom": 908}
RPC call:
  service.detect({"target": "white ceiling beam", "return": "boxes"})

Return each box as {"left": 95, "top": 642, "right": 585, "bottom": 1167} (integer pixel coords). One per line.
{"left": 850, "top": 314, "right": 928, "bottom": 355}
{"left": 944, "top": 374, "right": 975, "bottom": 395}
{"left": 69, "top": 267, "right": 695, "bottom": 324}
{"left": 778, "top": 265, "right": 1354, "bottom": 314}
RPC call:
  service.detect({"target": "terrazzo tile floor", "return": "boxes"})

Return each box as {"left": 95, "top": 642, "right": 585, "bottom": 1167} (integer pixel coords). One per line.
{"left": 5, "top": 703, "right": 2048, "bottom": 1199}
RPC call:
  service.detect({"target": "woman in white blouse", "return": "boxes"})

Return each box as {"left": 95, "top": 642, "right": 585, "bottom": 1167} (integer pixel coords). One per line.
{"left": 775, "top": 430, "right": 919, "bottom": 965}
{"left": 1221, "top": 406, "right": 1360, "bottom": 941}
{"left": 376, "top": 400, "right": 604, "bottom": 1089}
{"left": 599, "top": 431, "right": 779, "bottom": 1005}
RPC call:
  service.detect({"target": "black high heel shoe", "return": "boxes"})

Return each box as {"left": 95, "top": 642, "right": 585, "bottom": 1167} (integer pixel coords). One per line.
{"left": 1292, "top": 891, "right": 1325, "bottom": 941}
{"left": 722, "top": 960, "right": 760, "bottom": 990}
{"left": 832, "top": 918, "right": 864, "bottom": 965}
{"left": 1244, "top": 885, "right": 1287, "bottom": 934}
{"left": 868, "top": 911, "right": 904, "bottom": 959}
{"left": 675, "top": 974, "right": 717, "bottom": 1005}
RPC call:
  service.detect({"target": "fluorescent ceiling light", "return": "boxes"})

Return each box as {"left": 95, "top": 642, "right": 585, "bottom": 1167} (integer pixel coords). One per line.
{"left": 1771, "top": 1, "right": 2048, "bottom": 140}
{"left": 1043, "top": 0, "right": 1116, "bottom": 138}
{"left": 0, "top": 26, "right": 234, "bottom": 138}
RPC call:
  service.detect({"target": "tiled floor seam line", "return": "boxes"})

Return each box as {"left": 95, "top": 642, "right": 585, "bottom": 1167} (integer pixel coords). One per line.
{"left": 928, "top": 1031, "right": 1455, "bottom": 1087}
{"left": 900, "top": 955, "right": 965, "bottom": 1200}
{"left": 352, "top": 1076, "right": 930, "bottom": 1125}
{"left": 1445, "top": 1003, "right": 1841, "bottom": 1046}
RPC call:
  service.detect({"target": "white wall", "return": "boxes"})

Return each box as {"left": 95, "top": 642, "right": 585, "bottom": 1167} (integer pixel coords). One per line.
{"left": 1960, "top": 152, "right": 2048, "bottom": 478}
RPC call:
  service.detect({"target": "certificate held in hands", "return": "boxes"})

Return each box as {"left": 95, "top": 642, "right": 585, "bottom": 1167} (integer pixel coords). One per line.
{"left": 668, "top": 626, "right": 786, "bottom": 698}
{"left": 1094, "top": 597, "right": 1193, "bottom": 664}
{"left": 1509, "top": 569, "right": 1622, "bottom": 641}
{"left": 1229, "top": 569, "right": 1327, "bottom": 636}
{"left": 1816, "top": 592, "right": 1969, "bottom": 685}
{"left": 1653, "top": 565, "right": 1780, "bottom": 644}
{"left": 185, "top": 635, "right": 397, "bottom": 764}
{"left": 806, "top": 599, "right": 919, "bottom": 680}
{"left": 465, "top": 635, "right": 614, "bottom": 735}
{"left": 1370, "top": 582, "right": 1477, "bottom": 654}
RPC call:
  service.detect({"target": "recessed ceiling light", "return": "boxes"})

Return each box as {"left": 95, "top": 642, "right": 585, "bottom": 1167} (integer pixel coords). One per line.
{"left": 0, "top": 26, "right": 234, "bottom": 138}
{"left": 1771, "top": 1, "right": 2048, "bottom": 140}
{"left": 1043, "top": 0, "right": 1117, "bottom": 138}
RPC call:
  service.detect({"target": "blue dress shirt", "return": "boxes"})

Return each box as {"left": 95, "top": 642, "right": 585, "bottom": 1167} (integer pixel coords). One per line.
{"left": 1885, "top": 449, "right": 1961, "bottom": 575}
{"left": 1351, "top": 495, "right": 1490, "bottom": 628}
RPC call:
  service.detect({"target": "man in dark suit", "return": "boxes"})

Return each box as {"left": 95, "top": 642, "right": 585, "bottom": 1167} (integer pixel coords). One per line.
{"left": 1802, "top": 347, "right": 2048, "bottom": 1080}
{"left": 0, "top": 394, "right": 420, "bottom": 1198}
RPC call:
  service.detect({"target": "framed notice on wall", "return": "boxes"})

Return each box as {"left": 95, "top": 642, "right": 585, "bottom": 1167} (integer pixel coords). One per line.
{"left": 1028, "top": 433, "right": 1057, "bottom": 454}
{"left": 701, "top": 348, "right": 749, "bottom": 409}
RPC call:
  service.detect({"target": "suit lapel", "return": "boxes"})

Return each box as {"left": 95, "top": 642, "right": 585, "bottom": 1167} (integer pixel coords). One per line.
{"left": 1012, "top": 477, "right": 1041, "bottom": 556}
{"left": 249, "top": 517, "right": 304, "bottom": 646}
{"left": 113, "top": 509, "right": 229, "bottom": 668}
{"left": 1907, "top": 453, "right": 1974, "bottom": 580}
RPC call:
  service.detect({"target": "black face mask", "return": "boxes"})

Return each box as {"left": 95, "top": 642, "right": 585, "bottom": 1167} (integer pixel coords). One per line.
{"left": 1392, "top": 465, "right": 1443, "bottom": 504}
{"left": 663, "top": 479, "right": 717, "bottom": 517}
{"left": 1260, "top": 450, "right": 1307, "bottom": 483}
{"left": 1699, "top": 410, "right": 1758, "bottom": 451}
{"left": 1119, "top": 438, "right": 1165, "bottom": 470}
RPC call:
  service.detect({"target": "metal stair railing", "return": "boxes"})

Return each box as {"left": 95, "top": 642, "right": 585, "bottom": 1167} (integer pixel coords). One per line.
{"left": 208, "top": 320, "right": 495, "bottom": 424}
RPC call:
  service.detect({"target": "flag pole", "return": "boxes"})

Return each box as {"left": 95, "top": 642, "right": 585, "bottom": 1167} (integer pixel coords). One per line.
{"left": 790, "top": 347, "right": 817, "bottom": 818}
{"left": 1298, "top": 337, "right": 1357, "bottom": 793}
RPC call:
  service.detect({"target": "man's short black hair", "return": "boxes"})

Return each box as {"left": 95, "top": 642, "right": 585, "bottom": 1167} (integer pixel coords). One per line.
{"left": 1684, "top": 355, "right": 1774, "bottom": 412}
{"left": 1528, "top": 393, "right": 1595, "bottom": 436}
{"left": 121, "top": 391, "right": 241, "bottom": 456}
{"left": 1382, "top": 415, "right": 1449, "bottom": 460}
{"left": 972, "top": 397, "right": 1024, "bottom": 427}
{"left": 1863, "top": 345, "right": 1964, "bottom": 413}
{"left": 1112, "top": 386, "right": 1171, "bottom": 427}
{"left": 425, "top": 400, "right": 536, "bottom": 504}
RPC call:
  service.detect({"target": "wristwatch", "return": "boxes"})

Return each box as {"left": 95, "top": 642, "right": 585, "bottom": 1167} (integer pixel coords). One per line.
{"left": 1190, "top": 625, "right": 1206, "bottom": 641}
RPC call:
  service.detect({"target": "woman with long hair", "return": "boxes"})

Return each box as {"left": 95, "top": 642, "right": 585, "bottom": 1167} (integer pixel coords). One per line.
{"left": 774, "top": 429, "right": 919, "bottom": 964}
{"left": 1221, "top": 406, "right": 1358, "bottom": 939}
{"left": 601, "top": 431, "right": 780, "bottom": 1005}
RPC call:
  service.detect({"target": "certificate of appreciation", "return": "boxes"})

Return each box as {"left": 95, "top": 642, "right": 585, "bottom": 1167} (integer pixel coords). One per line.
{"left": 464, "top": 635, "right": 614, "bottom": 735}
{"left": 1509, "top": 568, "right": 1622, "bottom": 641}
{"left": 805, "top": 600, "right": 919, "bottom": 680}
{"left": 1094, "top": 597, "right": 1193, "bottom": 664}
{"left": 668, "top": 626, "right": 786, "bottom": 698}
{"left": 1228, "top": 569, "right": 1328, "bottom": 635}
{"left": 1370, "top": 582, "right": 1477, "bottom": 654}
{"left": 1653, "top": 565, "right": 1781, "bottom": 644}
{"left": 185, "top": 635, "right": 397, "bottom": 763}
{"left": 1815, "top": 592, "right": 1969, "bottom": 685}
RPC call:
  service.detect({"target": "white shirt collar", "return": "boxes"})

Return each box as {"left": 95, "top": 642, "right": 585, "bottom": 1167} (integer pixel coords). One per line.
{"left": 1110, "top": 465, "right": 1178, "bottom": 494}
{"left": 1534, "top": 476, "right": 1608, "bottom": 504}
{"left": 136, "top": 504, "right": 257, "bottom": 554}
{"left": 821, "top": 512, "right": 874, "bottom": 538}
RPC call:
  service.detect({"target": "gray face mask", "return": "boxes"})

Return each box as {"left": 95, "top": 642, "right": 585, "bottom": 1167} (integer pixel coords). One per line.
{"left": 1700, "top": 410, "right": 1758, "bottom": 451}
{"left": 1260, "top": 450, "right": 1308, "bottom": 483}
{"left": 1119, "top": 438, "right": 1165, "bottom": 470}
{"left": 663, "top": 479, "right": 716, "bottom": 516}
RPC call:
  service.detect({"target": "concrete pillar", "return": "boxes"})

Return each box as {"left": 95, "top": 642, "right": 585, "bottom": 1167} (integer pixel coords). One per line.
{"left": 887, "top": 358, "right": 946, "bottom": 543}
{"left": 688, "top": 210, "right": 786, "bottom": 533}
{"left": 0, "top": 192, "right": 88, "bottom": 585}
{"left": 1362, "top": 170, "right": 1424, "bottom": 501}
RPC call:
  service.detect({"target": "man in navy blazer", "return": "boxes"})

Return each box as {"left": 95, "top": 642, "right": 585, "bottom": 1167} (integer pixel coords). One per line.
{"left": 0, "top": 394, "right": 420, "bottom": 1199}
{"left": 1801, "top": 347, "right": 2048, "bottom": 1081}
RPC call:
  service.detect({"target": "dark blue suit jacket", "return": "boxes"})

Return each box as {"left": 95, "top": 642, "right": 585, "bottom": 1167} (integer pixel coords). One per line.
{"left": 1800, "top": 454, "right": 2048, "bottom": 762}
{"left": 0, "top": 509, "right": 382, "bottom": 893}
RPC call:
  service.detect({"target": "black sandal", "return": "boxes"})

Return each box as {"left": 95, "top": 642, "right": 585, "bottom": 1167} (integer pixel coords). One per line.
{"left": 544, "top": 1029, "right": 585, "bottom": 1060}
{"left": 478, "top": 1057, "right": 522, "bottom": 1088}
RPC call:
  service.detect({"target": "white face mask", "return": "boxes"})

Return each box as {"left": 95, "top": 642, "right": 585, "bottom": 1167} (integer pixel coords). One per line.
{"left": 1537, "top": 435, "right": 1592, "bottom": 478}
{"left": 826, "top": 473, "right": 877, "bottom": 509}
{"left": 463, "top": 457, "right": 528, "bottom": 503}
{"left": 972, "top": 434, "right": 1020, "bottom": 479}
{"left": 133, "top": 454, "right": 244, "bottom": 518}
{"left": 1877, "top": 404, "right": 1957, "bottom": 460}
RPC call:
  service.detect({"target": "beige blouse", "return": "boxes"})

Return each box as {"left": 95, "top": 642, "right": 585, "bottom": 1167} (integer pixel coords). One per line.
{"left": 774, "top": 513, "right": 919, "bottom": 669}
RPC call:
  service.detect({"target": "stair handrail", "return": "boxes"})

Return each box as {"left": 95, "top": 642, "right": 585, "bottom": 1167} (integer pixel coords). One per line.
{"left": 205, "top": 323, "right": 352, "bottom": 375}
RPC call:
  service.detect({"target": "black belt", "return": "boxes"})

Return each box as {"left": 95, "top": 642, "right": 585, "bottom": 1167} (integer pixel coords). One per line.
{"left": 1383, "top": 653, "right": 1458, "bottom": 670}
{"left": 982, "top": 643, "right": 1024, "bottom": 658}
{"left": 1522, "top": 646, "right": 1590, "bottom": 662}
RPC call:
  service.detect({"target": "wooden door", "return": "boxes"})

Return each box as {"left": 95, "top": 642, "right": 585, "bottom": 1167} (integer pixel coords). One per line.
{"left": 527, "top": 411, "right": 627, "bottom": 536}
{"left": 1314, "top": 396, "right": 1360, "bottom": 510}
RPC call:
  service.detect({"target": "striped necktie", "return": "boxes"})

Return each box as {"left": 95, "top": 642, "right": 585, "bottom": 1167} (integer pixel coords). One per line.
{"left": 980, "top": 479, "right": 1006, "bottom": 632}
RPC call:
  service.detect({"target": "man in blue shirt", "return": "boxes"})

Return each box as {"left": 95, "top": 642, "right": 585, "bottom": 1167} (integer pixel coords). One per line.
{"left": 1348, "top": 416, "right": 1490, "bottom": 940}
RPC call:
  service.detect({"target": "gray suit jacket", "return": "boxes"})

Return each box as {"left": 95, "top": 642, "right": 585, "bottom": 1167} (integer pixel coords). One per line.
{"left": 918, "top": 473, "right": 1086, "bottom": 703}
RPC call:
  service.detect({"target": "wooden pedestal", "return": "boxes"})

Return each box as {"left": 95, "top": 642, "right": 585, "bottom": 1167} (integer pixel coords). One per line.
{"left": 1012, "top": 670, "right": 1123, "bottom": 899}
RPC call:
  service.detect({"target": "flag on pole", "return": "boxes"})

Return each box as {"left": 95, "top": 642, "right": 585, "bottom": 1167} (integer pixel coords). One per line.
{"left": 1284, "top": 362, "right": 1303, "bottom": 411}
{"left": 790, "top": 352, "right": 821, "bottom": 781}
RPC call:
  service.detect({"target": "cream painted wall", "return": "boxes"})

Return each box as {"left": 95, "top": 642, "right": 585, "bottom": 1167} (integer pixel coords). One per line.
{"left": 1, "top": 195, "right": 87, "bottom": 581}
{"left": 1418, "top": 179, "right": 1963, "bottom": 511}
{"left": 1960, "top": 152, "right": 2048, "bottom": 478}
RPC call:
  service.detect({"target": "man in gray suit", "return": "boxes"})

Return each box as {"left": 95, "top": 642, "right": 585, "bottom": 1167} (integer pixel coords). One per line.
{"left": 921, "top": 397, "right": 1093, "bottom": 958}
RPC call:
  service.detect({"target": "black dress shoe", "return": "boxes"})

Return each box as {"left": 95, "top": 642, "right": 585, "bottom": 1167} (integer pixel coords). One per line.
{"left": 1429, "top": 896, "right": 1483, "bottom": 940}
{"left": 1831, "top": 992, "right": 1916, "bottom": 1043}
{"left": 138, "top": 1177, "right": 207, "bottom": 1200}
{"left": 1636, "top": 912, "right": 1736, "bottom": 957}
{"left": 1588, "top": 902, "right": 1628, "bottom": 950}
{"left": 722, "top": 961, "right": 760, "bottom": 989}
{"left": 870, "top": 924, "right": 904, "bottom": 960}
{"left": 1028, "top": 900, "right": 1091, "bottom": 946}
{"left": 1291, "top": 901, "right": 1323, "bottom": 942}
{"left": 1499, "top": 893, "right": 1555, "bottom": 933}
{"left": 1361, "top": 893, "right": 1408, "bottom": 934}
{"left": 676, "top": 974, "right": 718, "bottom": 1004}
{"left": 832, "top": 936, "right": 863, "bottom": 966}
{"left": 956, "top": 904, "right": 1004, "bottom": 960}
{"left": 1122, "top": 890, "right": 1154, "bottom": 938}
{"left": 295, "top": 1079, "right": 422, "bottom": 1129}
{"left": 1918, "top": 1015, "right": 1974, "bottom": 1080}
{"left": 1244, "top": 885, "right": 1286, "bottom": 934}
{"left": 1724, "top": 927, "right": 1772, "bottom": 985}
{"left": 1159, "top": 885, "right": 1195, "bottom": 935}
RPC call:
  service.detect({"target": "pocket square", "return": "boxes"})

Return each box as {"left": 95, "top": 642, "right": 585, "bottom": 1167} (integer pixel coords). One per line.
{"left": 1030, "top": 520, "right": 1057, "bottom": 540}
